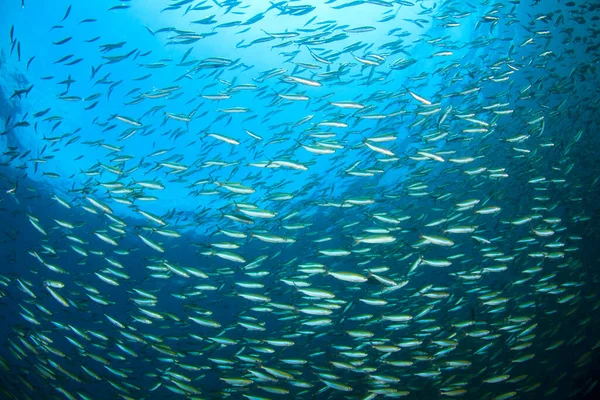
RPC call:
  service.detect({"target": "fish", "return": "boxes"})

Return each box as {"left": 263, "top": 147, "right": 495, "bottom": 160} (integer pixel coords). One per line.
{"left": 60, "top": 5, "right": 72, "bottom": 22}
{"left": 0, "top": 1, "right": 598, "bottom": 400}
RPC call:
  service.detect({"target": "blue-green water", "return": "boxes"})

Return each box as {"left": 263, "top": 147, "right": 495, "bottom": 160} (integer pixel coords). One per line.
{"left": 1, "top": 0, "right": 599, "bottom": 399}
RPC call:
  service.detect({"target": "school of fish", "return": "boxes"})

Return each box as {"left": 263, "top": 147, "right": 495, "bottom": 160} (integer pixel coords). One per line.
{"left": 1, "top": 0, "right": 600, "bottom": 399}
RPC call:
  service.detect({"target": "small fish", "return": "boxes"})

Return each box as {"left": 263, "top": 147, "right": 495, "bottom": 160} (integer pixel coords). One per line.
{"left": 60, "top": 5, "right": 71, "bottom": 21}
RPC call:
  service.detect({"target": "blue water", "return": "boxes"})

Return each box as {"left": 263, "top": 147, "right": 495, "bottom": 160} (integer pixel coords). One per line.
{"left": 1, "top": 0, "right": 600, "bottom": 399}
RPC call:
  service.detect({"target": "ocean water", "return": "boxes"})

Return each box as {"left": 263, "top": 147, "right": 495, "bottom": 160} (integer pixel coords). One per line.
{"left": 1, "top": 0, "right": 599, "bottom": 399}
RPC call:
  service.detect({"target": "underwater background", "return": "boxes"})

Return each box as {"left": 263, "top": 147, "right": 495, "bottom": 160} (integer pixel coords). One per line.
{"left": 1, "top": 0, "right": 600, "bottom": 399}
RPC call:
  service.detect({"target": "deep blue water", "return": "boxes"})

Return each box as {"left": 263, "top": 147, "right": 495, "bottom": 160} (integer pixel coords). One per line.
{"left": 1, "top": 0, "right": 600, "bottom": 399}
